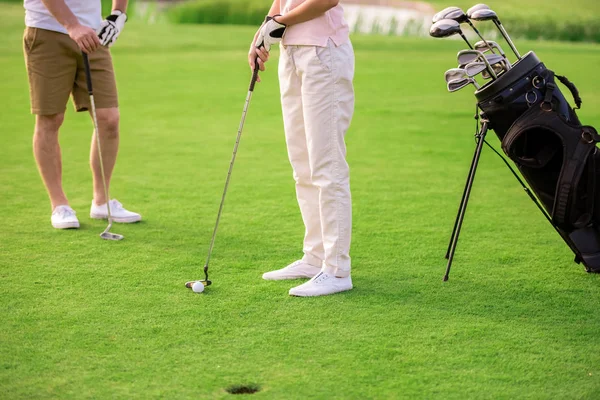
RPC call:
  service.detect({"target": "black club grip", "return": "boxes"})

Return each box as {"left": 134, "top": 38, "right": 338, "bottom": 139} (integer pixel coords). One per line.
{"left": 82, "top": 52, "right": 93, "bottom": 94}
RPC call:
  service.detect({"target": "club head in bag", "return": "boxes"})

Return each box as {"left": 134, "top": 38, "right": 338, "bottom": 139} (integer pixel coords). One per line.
{"left": 444, "top": 67, "right": 469, "bottom": 84}
{"left": 474, "top": 40, "right": 512, "bottom": 67}
{"left": 466, "top": 3, "right": 490, "bottom": 19}
{"left": 429, "top": 19, "right": 473, "bottom": 48}
{"left": 447, "top": 77, "right": 480, "bottom": 92}
{"left": 432, "top": 6, "right": 467, "bottom": 24}
{"left": 457, "top": 49, "right": 497, "bottom": 79}
{"left": 469, "top": 8, "right": 521, "bottom": 59}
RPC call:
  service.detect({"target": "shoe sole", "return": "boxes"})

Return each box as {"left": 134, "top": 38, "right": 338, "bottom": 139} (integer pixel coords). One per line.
{"left": 262, "top": 274, "right": 317, "bottom": 281}
{"left": 90, "top": 213, "right": 142, "bottom": 223}
{"left": 289, "top": 286, "right": 353, "bottom": 297}
{"left": 52, "top": 221, "right": 80, "bottom": 229}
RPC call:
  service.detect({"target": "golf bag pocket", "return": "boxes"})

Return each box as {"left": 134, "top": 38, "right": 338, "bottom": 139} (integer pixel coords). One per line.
{"left": 501, "top": 103, "right": 600, "bottom": 272}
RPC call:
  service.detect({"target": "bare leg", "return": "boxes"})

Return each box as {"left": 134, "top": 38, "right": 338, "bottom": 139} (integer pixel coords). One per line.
{"left": 33, "top": 113, "right": 69, "bottom": 210}
{"left": 90, "top": 107, "right": 120, "bottom": 205}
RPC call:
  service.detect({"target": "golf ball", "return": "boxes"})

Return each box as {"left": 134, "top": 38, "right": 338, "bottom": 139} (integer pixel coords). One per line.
{"left": 192, "top": 281, "right": 205, "bottom": 293}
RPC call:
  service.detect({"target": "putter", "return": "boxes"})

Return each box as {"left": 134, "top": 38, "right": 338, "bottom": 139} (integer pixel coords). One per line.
{"left": 430, "top": 19, "right": 473, "bottom": 49}
{"left": 433, "top": 6, "right": 497, "bottom": 55}
{"left": 457, "top": 49, "right": 497, "bottom": 79}
{"left": 82, "top": 53, "right": 123, "bottom": 241}
{"left": 474, "top": 40, "right": 512, "bottom": 67}
{"left": 470, "top": 8, "right": 521, "bottom": 60}
{"left": 185, "top": 45, "right": 264, "bottom": 290}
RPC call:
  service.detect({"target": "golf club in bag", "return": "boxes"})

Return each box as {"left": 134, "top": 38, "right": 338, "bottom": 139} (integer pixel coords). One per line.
{"left": 444, "top": 50, "right": 600, "bottom": 280}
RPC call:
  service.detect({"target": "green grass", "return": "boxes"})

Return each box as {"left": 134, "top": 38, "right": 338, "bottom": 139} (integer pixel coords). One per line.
{"left": 2, "top": 2, "right": 600, "bottom": 398}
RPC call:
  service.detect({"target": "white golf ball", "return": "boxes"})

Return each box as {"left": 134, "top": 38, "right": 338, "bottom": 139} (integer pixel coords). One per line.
{"left": 192, "top": 281, "right": 205, "bottom": 293}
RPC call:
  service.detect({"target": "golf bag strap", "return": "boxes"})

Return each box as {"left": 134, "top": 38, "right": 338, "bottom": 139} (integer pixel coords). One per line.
{"left": 554, "top": 126, "right": 600, "bottom": 227}
{"left": 556, "top": 75, "right": 582, "bottom": 110}
{"left": 542, "top": 70, "right": 556, "bottom": 111}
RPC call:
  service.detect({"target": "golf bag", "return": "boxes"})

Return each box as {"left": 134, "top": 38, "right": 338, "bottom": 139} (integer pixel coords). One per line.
{"left": 475, "top": 51, "right": 600, "bottom": 273}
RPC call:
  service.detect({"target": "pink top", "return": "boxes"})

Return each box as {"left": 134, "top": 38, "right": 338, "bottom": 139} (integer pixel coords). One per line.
{"left": 280, "top": 0, "right": 350, "bottom": 47}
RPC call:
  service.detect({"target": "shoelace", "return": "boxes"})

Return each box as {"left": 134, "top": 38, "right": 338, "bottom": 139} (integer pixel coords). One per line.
{"left": 313, "top": 272, "right": 330, "bottom": 284}
{"left": 54, "top": 207, "right": 76, "bottom": 218}
{"left": 109, "top": 199, "right": 124, "bottom": 211}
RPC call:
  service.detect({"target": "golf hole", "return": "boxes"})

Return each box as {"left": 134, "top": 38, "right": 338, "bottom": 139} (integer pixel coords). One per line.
{"left": 225, "top": 384, "right": 260, "bottom": 395}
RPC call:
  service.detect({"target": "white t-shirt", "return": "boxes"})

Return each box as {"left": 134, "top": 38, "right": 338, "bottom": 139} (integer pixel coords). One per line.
{"left": 24, "top": 0, "right": 102, "bottom": 34}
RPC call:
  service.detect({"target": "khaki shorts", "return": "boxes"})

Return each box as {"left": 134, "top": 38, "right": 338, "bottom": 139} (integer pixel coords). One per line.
{"left": 23, "top": 27, "right": 118, "bottom": 115}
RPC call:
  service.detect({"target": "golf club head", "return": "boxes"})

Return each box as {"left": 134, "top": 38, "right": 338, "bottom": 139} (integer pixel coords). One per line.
{"left": 473, "top": 40, "right": 511, "bottom": 66}
{"left": 185, "top": 280, "right": 212, "bottom": 288}
{"left": 464, "top": 61, "right": 488, "bottom": 77}
{"left": 466, "top": 3, "right": 490, "bottom": 18}
{"left": 444, "top": 67, "right": 468, "bottom": 83}
{"left": 482, "top": 60, "right": 508, "bottom": 79}
{"left": 100, "top": 231, "right": 124, "bottom": 241}
{"left": 447, "top": 77, "right": 477, "bottom": 92}
{"left": 432, "top": 7, "right": 467, "bottom": 24}
{"left": 429, "top": 19, "right": 462, "bottom": 38}
{"left": 470, "top": 8, "right": 498, "bottom": 22}
{"left": 457, "top": 49, "right": 485, "bottom": 66}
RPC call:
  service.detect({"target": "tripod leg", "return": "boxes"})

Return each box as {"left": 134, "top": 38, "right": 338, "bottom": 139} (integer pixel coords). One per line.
{"left": 446, "top": 108, "right": 482, "bottom": 259}
{"left": 444, "top": 122, "right": 489, "bottom": 281}
{"left": 445, "top": 145, "right": 480, "bottom": 259}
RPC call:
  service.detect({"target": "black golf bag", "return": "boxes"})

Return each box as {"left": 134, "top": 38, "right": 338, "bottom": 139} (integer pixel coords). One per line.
{"left": 475, "top": 51, "right": 600, "bottom": 273}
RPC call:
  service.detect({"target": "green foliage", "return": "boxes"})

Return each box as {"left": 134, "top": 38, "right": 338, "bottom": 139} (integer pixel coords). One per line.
{"left": 166, "top": 0, "right": 270, "bottom": 25}
{"left": 165, "top": 0, "right": 600, "bottom": 43}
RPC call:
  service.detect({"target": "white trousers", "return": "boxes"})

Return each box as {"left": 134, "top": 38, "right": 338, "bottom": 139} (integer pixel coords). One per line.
{"left": 278, "top": 39, "right": 355, "bottom": 278}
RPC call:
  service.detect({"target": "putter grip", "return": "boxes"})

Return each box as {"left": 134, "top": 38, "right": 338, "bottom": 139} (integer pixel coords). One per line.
{"left": 249, "top": 54, "right": 261, "bottom": 92}
{"left": 82, "top": 52, "right": 93, "bottom": 94}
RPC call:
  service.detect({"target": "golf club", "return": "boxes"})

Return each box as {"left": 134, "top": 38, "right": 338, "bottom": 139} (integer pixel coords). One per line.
{"left": 433, "top": 6, "right": 497, "bottom": 55}
{"left": 447, "top": 77, "right": 480, "bottom": 92}
{"left": 470, "top": 8, "right": 522, "bottom": 60}
{"left": 82, "top": 52, "right": 123, "bottom": 241}
{"left": 185, "top": 45, "right": 263, "bottom": 290}
{"left": 430, "top": 19, "right": 473, "bottom": 49}
{"left": 474, "top": 40, "right": 512, "bottom": 67}
{"left": 466, "top": 3, "right": 490, "bottom": 18}
{"left": 444, "top": 67, "right": 470, "bottom": 84}
{"left": 457, "top": 49, "right": 498, "bottom": 79}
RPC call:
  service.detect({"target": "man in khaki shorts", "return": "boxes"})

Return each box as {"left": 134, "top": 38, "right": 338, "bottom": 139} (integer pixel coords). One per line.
{"left": 24, "top": 0, "right": 141, "bottom": 229}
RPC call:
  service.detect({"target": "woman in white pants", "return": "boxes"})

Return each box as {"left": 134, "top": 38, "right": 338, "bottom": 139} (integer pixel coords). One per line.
{"left": 249, "top": 0, "right": 355, "bottom": 297}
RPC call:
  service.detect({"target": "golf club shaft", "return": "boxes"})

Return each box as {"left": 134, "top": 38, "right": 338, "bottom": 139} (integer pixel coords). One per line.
{"left": 203, "top": 59, "right": 260, "bottom": 277}
{"left": 493, "top": 20, "right": 521, "bottom": 59}
{"left": 459, "top": 33, "right": 474, "bottom": 49}
{"left": 466, "top": 21, "right": 497, "bottom": 55}
{"left": 83, "top": 52, "right": 114, "bottom": 231}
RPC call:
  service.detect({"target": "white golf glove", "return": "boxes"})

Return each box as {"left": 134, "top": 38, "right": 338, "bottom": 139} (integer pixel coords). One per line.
{"left": 97, "top": 10, "right": 127, "bottom": 48}
{"left": 255, "top": 15, "right": 286, "bottom": 51}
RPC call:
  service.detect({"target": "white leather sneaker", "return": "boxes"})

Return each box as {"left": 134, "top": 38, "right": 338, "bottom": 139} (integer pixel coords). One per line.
{"left": 262, "top": 260, "right": 321, "bottom": 281}
{"left": 90, "top": 199, "right": 141, "bottom": 223}
{"left": 51, "top": 205, "right": 80, "bottom": 229}
{"left": 289, "top": 272, "right": 353, "bottom": 297}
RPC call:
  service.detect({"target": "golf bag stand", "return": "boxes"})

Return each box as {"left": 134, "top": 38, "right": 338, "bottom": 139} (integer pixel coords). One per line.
{"left": 443, "top": 115, "right": 490, "bottom": 281}
{"left": 444, "top": 51, "right": 600, "bottom": 280}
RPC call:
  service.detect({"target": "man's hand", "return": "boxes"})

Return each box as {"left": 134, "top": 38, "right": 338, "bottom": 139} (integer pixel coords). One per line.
{"left": 255, "top": 15, "right": 286, "bottom": 52}
{"left": 97, "top": 10, "right": 127, "bottom": 47}
{"left": 67, "top": 23, "right": 101, "bottom": 54}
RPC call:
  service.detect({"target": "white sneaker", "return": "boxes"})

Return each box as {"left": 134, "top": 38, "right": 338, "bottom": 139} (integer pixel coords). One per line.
{"left": 262, "top": 260, "right": 321, "bottom": 281}
{"left": 289, "top": 272, "right": 353, "bottom": 297}
{"left": 90, "top": 199, "right": 141, "bottom": 223}
{"left": 51, "top": 205, "right": 80, "bottom": 229}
